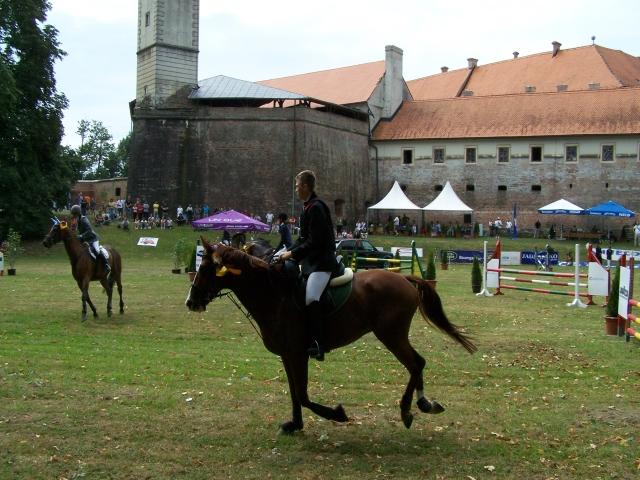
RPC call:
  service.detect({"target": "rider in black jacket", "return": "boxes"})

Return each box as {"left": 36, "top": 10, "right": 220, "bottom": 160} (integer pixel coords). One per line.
{"left": 280, "top": 170, "right": 337, "bottom": 361}
{"left": 70, "top": 204, "right": 111, "bottom": 278}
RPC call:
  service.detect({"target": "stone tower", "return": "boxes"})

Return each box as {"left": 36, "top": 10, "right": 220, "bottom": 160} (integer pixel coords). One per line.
{"left": 136, "top": 0, "right": 199, "bottom": 106}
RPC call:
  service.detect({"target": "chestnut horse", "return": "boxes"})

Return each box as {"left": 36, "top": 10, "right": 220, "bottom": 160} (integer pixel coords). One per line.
{"left": 43, "top": 219, "right": 124, "bottom": 320}
{"left": 186, "top": 240, "right": 476, "bottom": 433}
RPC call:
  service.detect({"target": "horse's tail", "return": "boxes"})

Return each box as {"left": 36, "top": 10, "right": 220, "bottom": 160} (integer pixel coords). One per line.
{"left": 406, "top": 275, "right": 477, "bottom": 354}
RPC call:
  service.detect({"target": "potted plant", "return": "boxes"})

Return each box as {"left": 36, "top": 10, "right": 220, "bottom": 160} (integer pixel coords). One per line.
{"left": 172, "top": 238, "right": 189, "bottom": 274}
{"left": 4, "top": 228, "right": 24, "bottom": 276}
{"left": 186, "top": 245, "right": 198, "bottom": 281}
{"left": 604, "top": 265, "right": 620, "bottom": 335}
{"left": 471, "top": 256, "right": 482, "bottom": 293}
{"left": 425, "top": 251, "right": 436, "bottom": 289}
{"left": 440, "top": 249, "right": 449, "bottom": 270}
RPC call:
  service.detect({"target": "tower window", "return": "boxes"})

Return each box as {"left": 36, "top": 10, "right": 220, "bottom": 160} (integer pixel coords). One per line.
{"left": 531, "top": 185, "right": 542, "bottom": 192}
{"left": 498, "top": 185, "right": 507, "bottom": 191}
{"left": 145, "top": 11, "right": 150, "bottom": 27}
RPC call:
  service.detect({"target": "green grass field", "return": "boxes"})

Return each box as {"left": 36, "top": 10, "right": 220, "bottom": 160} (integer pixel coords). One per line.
{"left": 1, "top": 226, "right": 639, "bottom": 479}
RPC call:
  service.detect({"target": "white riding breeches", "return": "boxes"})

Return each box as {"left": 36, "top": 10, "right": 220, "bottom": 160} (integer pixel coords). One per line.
{"left": 90, "top": 241, "right": 108, "bottom": 259}
{"left": 305, "top": 271, "right": 331, "bottom": 306}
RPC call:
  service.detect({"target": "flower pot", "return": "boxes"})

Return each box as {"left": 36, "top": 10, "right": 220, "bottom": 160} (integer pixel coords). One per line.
{"left": 171, "top": 268, "right": 182, "bottom": 274}
{"left": 440, "top": 263, "right": 448, "bottom": 270}
{"left": 472, "top": 283, "right": 482, "bottom": 294}
{"left": 187, "top": 271, "right": 196, "bottom": 282}
{"left": 425, "top": 279, "right": 437, "bottom": 290}
{"left": 7, "top": 268, "right": 16, "bottom": 276}
{"left": 604, "top": 315, "right": 618, "bottom": 336}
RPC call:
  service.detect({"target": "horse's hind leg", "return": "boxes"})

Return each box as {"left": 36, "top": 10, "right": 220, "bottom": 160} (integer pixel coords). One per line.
{"left": 117, "top": 279, "right": 124, "bottom": 314}
{"left": 375, "top": 333, "right": 427, "bottom": 428}
{"left": 412, "top": 349, "right": 445, "bottom": 415}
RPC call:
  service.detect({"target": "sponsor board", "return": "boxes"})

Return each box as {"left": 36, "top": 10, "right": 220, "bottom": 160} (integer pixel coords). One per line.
{"left": 195, "top": 245, "right": 205, "bottom": 271}
{"left": 521, "top": 251, "right": 558, "bottom": 265}
{"left": 618, "top": 266, "right": 631, "bottom": 319}
{"left": 137, "top": 237, "right": 159, "bottom": 247}
{"left": 588, "top": 262, "right": 609, "bottom": 297}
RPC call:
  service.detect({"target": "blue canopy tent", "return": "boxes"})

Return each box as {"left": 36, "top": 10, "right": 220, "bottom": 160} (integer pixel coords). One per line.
{"left": 584, "top": 200, "right": 635, "bottom": 242}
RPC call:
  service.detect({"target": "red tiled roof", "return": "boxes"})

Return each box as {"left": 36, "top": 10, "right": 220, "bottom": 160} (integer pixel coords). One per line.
{"left": 373, "top": 87, "right": 640, "bottom": 140}
{"left": 258, "top": 60, "right": 385, "bottom": 105}
{"left": 408, "top": 45, "right": 640, "bottom": 100}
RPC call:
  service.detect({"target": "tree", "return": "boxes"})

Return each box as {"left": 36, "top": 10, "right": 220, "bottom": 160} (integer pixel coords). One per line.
{"left": 0, "top": 0, "right": 75, "bottom": 239}
{"left": 105, "top": 133, "right": 131, "bottom": 178}
{"left": 77, "top": 120, "right": 115, "bottom": 179}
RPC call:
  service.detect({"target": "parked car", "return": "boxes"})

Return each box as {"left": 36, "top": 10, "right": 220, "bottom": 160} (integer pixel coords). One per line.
{"left": 335, "top": 239, "right": 394, "bottom": 269}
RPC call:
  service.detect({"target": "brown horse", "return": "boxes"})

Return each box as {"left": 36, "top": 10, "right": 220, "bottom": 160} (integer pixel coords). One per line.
{"left": 186, "top": 240, "right": 476, "bottom": 433}
{"left": 43, "top": 219, "right": 124, "bottom": 321}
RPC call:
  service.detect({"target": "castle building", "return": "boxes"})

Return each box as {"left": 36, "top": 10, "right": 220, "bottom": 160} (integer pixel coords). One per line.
{"left": 128, "top": 1, "right": 640, "bottom": 229}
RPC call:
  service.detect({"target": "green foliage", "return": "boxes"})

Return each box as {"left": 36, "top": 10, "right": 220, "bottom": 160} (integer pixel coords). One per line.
{"left": 187, "top": 245, "right": 197, "bottom": 272}
{"left": 440, "top": 248, "right": 449, "bottom": 264}
{"left": 3, "top": 228, "right": 24, "bottom": 268}
{"left": 425, "top": 251, "right": 436, "bottom": 280}
{"left": 172, "top": 238, "right": 192, "bottom": 269}
{"left": 471, "top": 256, "right": 482, "bottom": 293}
{"left": 0, "top": 0, "right": 73, "bottom": 239}
{"left": 605, "top": 265, "right": 620, "bottom": 317}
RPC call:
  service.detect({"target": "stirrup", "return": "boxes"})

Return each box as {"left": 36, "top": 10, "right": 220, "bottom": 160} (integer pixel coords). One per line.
{"left": 307, "top": 340, "right": 324, "bottom": 361}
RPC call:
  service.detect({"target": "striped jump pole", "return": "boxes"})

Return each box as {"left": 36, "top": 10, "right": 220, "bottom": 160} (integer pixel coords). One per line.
{"left": 485, "top": 242, "right": 588, "bottom": 308}
{"left": 621, "top": 257, "right": 640, "bottom": 342}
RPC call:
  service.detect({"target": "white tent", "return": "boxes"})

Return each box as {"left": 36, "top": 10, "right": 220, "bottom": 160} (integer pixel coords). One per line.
{"left": 538, "top": 198, "right": 584, "bottom": 215}
{"left": 423, "top": 181, "right": 473, "bottom": 212}
{"left": 368, "top": 181, "right": 422, "bottom": 210}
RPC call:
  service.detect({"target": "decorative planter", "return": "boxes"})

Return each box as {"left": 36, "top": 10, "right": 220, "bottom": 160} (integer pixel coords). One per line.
{"left": 171, "top": 268, "right": 182, "bottom": 274}
{"left": 472, "top": 283, "right": 482, "bottom": 294}
{"left": 425, "top": 279, "right": 437, "bottom": 290}
{"left": 7, "top": 268, "right": 16, "bottom": 276}
{"left": 440, "top": 263, "right": 448, "bottom": 270}
{"left": 604, "top": 316, "right": 618, "bottom": 336}
{"left": 187, "top": 271, "right": 196, "bottom": 282}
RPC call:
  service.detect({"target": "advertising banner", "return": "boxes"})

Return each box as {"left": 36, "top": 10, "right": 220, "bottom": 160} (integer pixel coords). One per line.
{"left": 521, "top": 251, "right": 558, "bottom": 265}
{"left": 618, "top": 266, "right": 631, "bottom": 319}
{"left": 588, "top": 262, "right": 609, "bottom": 297}
{"left": 137, "top": 237, "right": 159, "bottom": 247}
{"left": 195, "top": 245, "right": 205, "bottom": 271}
{"left": 445, "top": 250, "right": 483, "bottom": 263}
{"left": 500, "top": 251, "right": 520, "bottom": 266}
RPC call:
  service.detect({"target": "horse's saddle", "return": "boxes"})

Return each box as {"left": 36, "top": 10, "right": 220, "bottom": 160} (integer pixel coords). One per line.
{"left": 291, "top": 263, "right": 354, "bottom": 316}
{"left": 84, "top": 243, "right": 109, "bottom": 261}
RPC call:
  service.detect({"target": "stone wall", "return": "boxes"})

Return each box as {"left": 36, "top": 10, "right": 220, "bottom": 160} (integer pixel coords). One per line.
{"left": 128, "top": 105, "right": 373, "bottom": 223}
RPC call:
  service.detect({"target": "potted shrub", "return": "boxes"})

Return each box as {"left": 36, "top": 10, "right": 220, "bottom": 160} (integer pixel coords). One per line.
{"left": 471, "top": 256, "right": 482, "bottom": 293}
{"left": 4, "top": 228, "right": 24, "bottom": 276}
{"left": 604, "top": 265, "right": 620, "bottom": 335}
{"left": 172, "top": 238, "right": 189, "bottom": 274}
{"left": 186, "top": 245, "right": 198, "bottom": 281}
{"left": 440, "top": 249, "right": 449, "bottom": 270}
{"left": 425, "top": 251, "right": 436, "bottom": 289}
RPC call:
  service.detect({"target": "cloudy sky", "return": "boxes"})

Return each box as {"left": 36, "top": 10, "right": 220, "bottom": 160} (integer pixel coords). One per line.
{"left": 48, "top": 0, "right": 638, "bottom": 148}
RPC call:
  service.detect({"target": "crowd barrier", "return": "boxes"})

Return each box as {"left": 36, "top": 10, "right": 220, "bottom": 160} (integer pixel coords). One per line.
{"left": 617, "top": 256, "right": 640, "bottom": 342}
{"left": 477, "top": 239, "right": 609, "bottom": 308}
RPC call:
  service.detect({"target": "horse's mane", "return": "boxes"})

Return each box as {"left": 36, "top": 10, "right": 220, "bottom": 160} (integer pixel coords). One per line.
{"left": 218, "top": 245, "right": 270, "bottom": 272}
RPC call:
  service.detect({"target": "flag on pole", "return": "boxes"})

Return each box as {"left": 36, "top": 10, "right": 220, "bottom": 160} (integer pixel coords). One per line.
{"left": 512, "top": 203, "right": 518, "bottom": 238}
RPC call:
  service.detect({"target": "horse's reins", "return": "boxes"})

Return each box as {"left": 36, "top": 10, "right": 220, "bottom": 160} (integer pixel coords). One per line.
{"left": 214, "top": 290, "right": 263, "bottom": 341}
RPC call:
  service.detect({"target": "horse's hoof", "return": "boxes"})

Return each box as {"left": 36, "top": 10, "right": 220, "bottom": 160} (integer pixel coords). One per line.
{"left": 417, "top": 397, "right": 432, "bottom": 413}
{"left": 279, "top": 420, "right": 303, "bottom": 434}
{"left": 93, "top": 313, "right": 99, "bottom": 318}
{"left": 81, "top": 315, "right": 87, "bottom": 322}
{"left": 401, "top": 411, "right": 414, "bottom": 429}
{"left": 333, "top": 404, "right": 348, "bottom": 422}
{"left": 429, "top": 401, "right": 445, "bottom": 414}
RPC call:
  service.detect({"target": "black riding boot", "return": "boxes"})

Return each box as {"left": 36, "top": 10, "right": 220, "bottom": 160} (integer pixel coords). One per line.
{"left": 306, "top": 301, "right": 325, "bottom": 361}
{"left": 101, "top": 254, "right": 112, "bottom": 278}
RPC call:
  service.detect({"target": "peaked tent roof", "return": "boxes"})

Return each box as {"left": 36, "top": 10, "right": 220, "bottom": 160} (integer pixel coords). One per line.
{"left": 423, "top": 181, "right": 473, "bottom": 212}
{"left": 538, "top": 198, "right": 584, "bottom": 215}
{"left": 584, "top": 200, "right": 636, "bottom": 217}
{"left": 368, "top": 181, "right": 421, "bottom": 210}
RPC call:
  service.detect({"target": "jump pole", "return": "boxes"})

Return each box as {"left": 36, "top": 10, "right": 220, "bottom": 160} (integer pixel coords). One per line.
{"left": 476, "top": 240, "right": 493, "bottom": 297}
{"left": 567, "top": 243, "right": 588, "bottom": 308}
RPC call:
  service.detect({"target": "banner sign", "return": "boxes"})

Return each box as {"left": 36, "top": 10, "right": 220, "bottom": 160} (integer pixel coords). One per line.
{"left": 588, "top": 262, "right": 609, "bottom": 297}
{"left": 445, "top": 250, "right": 483, "bottom": 263}
{"left": 500, "top": 251, "right": 521, "bottom": 266}
{"left": 618, "top": 266, "right": 631, "bottom": 319}
{"left": 521, "top": 251, "right": 558, "bottom": 265}
{"left": 137, "top": 237, "right": 159, "bottom": 247}
{"left": 195, "top": 245, "right": 205, "bottom": 271}
{"left": 602, "top": 248, "right": 640, "bottom": 262}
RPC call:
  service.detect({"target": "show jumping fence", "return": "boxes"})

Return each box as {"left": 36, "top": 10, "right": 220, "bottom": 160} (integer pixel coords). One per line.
{"left": 477, "top": 239, "right": 609, "bottom": 308}
{"left": 345, "top": 240, "right": 425, "bottom": 279}
{"left": 617, "top": 256, "right": 640, "bottom": 343}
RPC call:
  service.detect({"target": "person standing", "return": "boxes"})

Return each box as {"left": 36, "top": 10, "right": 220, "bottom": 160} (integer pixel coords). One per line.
{"left": 633, "top": 223, "right": 640, "bottom": 247}
{"left": 279, "top": 170, "right": 337, "bottom": 361}
{"left": 534, "top": 219, "right": 541, "bottom": 239}
{"left": 275, "top": 212, "right": 293, "bottom": 252}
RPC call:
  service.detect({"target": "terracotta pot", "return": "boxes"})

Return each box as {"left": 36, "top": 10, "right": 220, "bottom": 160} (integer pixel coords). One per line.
{"left": 440, "top": 263, "right": 448, "bottom": 270}
{"left": 187, "top": 271, "right": 196, "bottom": 282}
{"left": 604, "top": 316, "right": 618, "bottom": 336}
{"left": 425, "top": 279, "right": 437, "bottom": 290}
{"left": 617, "top": 316, "right": 627, "bottom": 337}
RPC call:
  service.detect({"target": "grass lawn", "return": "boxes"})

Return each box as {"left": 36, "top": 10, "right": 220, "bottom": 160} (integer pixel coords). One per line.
{"left": 1, "top": 225, "right": 639, "bottom": 479}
